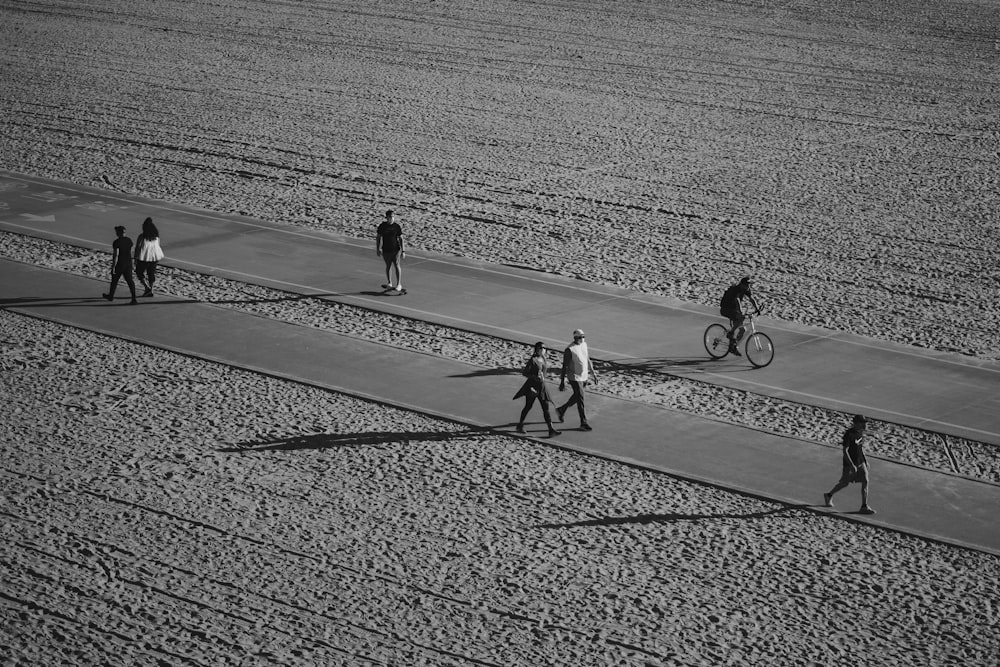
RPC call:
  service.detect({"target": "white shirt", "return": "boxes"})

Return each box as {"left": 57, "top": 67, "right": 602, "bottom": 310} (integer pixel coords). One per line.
{"left": 565, "top": 341, "right": 591, "bottom": 382}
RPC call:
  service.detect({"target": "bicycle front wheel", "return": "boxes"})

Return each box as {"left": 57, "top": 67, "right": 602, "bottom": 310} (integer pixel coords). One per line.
{"left": 745, "top": 332, "right": 774, "bottom": 368}
{"left": 703, "top": 323, "right": 730, "bottom": 359}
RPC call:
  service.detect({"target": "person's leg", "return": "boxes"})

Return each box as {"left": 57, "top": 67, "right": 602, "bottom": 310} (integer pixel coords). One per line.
{"left": 571, "top": 380, "right": 588, "bottom": 426}
{"left": 392, "top": 256, "right": 403, "bottom": 290}
{"left": 124, "top": 271, "right": 137, "bottom": 302}
{"left": 539, "top": 399, "right": 560, "bottom": 435}
{"left": 559, "top": 383, "right": 578, "bottom": 415}
{"left": 517, "top": 396, "right": 535, "bottom": 431}
{"left": 135, "top": 261, "right": 148, "bottom": 290}
{"left": 382, "top": 254, "right": 395, "bottom": 288}
{"left": 824, "top": 468, "right": 851, "bottom": 506}
{"left": 145, "top": 262, "right": 157, "bottom": 293}
{"left": 859, "top": 465, "right": 874, "bottom": 512}
{"left": 105, "top": 269, "right": 122, "bottom": 299}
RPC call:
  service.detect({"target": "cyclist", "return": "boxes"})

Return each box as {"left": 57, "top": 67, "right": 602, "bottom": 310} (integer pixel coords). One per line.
{"left": 719, "top": 276, "right": 758, "bottom": 356}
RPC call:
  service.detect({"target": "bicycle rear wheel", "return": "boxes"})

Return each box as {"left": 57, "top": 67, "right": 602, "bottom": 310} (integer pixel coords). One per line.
{"left": 703, "top": 323, "right": 730, "bottom": 359}
{"left": 745, "top": 332, "right": 774, "bottom": 368}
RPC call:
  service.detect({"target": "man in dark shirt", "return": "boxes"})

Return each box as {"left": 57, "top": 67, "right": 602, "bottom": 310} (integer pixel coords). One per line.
{"left": 824, "top": 414, "right": 876, "bottom": 514}
{"left": 719, "top": 276, "right": 758, "bottom": 356}
{"left": 376, "top": 209, "right": 405, "bottom": 293}
{"left": 102, "top": 225, "right": 137, "bottom": 304}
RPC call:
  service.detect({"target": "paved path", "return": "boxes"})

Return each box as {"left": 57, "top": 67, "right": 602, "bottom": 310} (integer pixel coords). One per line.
{"left": 2, "top": 171, "right": 998, "bottom": 446}
{"left": 2, "top": 259, "right": 998, "bottom": 555}
{"left": 2, "top": 171, "right": 998, "bottom": 554}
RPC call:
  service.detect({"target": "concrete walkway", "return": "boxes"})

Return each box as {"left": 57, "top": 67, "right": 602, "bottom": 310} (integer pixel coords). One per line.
{"left": 3, "top": 260, "right": 999, "bottom": 555}
{"left": 2, "top": 171, "right": 998, "bottom": 447}
{"left": 2, "top": 171, "right": 998, "bottom": 554}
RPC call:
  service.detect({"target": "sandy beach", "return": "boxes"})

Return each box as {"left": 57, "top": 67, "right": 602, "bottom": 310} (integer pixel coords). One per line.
{"left": 3, "top": 309, "right": 1000, "bottom": 665}
{"left": 1, "top": 0, "right": 998, "bottom": 359}
{"left": 2, "top": 0, "right": 1000, "bottom": 664}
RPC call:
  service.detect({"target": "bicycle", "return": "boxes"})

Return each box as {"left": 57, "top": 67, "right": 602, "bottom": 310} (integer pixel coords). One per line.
{"left": 703, "top": 307, "right": 774, "bottom": 368}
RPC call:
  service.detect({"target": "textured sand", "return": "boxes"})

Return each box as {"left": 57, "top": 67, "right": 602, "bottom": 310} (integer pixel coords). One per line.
{"left": 3, "top": 0, "right": 1000, "bottom": 664}
{"left": 1, "top": 0, "right": 999, "bottom": 359}
{"left": 2, "top": 309, "right": 999, "bottom": 665}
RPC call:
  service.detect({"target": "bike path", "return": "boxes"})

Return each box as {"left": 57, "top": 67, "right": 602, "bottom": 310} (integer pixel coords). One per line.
{"left": 1, "top": 170, "right": 999, "bottom": 447}
{"left": 2, "top": 259, "right": 998, "bottom": 555}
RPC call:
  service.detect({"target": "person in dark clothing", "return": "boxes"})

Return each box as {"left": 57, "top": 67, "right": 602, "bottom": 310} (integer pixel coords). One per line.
{"left": 824, "top": 414, "right": 876, "bottom": 514}
{"left": 103, "top": 225, "right": 137, "bottom": 304}
{"left": 376, "top": 209, "right": 405, "bottom": 293}
{"left": 513, "top": 342, "right": 561, "bottom": 437}
{"left": 719, "top": 276, "right": 758, "bottom": 356}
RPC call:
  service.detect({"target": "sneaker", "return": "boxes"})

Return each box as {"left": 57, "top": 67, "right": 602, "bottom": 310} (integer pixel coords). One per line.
{"left": 556, "top": 407, "right": 565, "bottom": 423}
{"left": 859, "top": 505, "right": 876, "bottom": 515}
{"left": 129, "top": 299, "right": 138, "bottom": 305}
{"left": 382, "top": 283, "right": 395, "bottom": 290}
{"left": 729, "top": 344, "right": 742, "bottom": 357}
{"left": 142, "top": 289, "right": 153, "bottom": 297}
{"left": 102, "top": 293, "right": 114, "bottom": 301}
{"left": 823, "top": 493, "right": 833, "bottom": 508}
{"left": 548, "top": 429, "right": 561, "bottom": 437}
{"left": 515, "top": 424, "right": 525, "bottom": 433}
{"left": 581, "top": 424, "right": 593, "bottom": 431}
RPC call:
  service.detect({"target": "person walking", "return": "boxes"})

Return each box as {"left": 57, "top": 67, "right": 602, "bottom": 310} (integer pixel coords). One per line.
{"left": 376, "top": 209, "right": 405, "bottom": 293}
{"left": 134, "top": 217, "right": 164, "bottom": 297}
{"left": 557, "top": 329, "right": 597, "bottom": 431}
{"left": 103, "top": 225, "right": 137, "bottom": 304}
{"left": 823, "top": 414, "right": 876, "bottom": 514}
{"left": 512, "top": 342, "right": 561, "bottom": 437}
{"left": 719, "top": 276, "right": 759, "bottom": 356}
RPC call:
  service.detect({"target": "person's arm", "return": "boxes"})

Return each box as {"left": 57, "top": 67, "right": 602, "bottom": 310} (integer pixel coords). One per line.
{"left": 587, "top": 357, "right": 597, "bottom": 385}
{"left": 843, "top": 434, "right": 859, "bottom": 472}
{"left": 559, "top": 348, "right": 569, "bottom": 390}
{"left": 397, "top": 229, "right": 405, "bottom": 257}
{"left": 110, "top": 242, "right": 118, "bottom": 275}
{"left": 375, "top": 230, "right": 382, "bottom": 255}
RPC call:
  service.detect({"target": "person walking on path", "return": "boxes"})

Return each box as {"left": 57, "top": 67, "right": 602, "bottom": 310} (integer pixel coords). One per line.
{"left": 103, "top": 225, "right": 137, "bottom": 304}
{"left": 720, "top": 276, "right": 759, "bottom": 356}
{"left": 513, "top": 342, "right": 561, "bottom": 437}
{"left": 134, "top": 217, "right": 164, "bottom": 297}
{"left": 557, "top": 329, "right": 597, "bottom": 431}
{"left": 824, "top": 414, "right": 876, "bottom": 514}
{"left": 376, "top": 209, "right": 405, "bottom": 293}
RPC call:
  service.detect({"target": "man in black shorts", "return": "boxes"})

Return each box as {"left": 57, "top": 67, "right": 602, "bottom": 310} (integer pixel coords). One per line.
{"left": 719, "top": 276, "right": 757, "bottom": 356}
{"left": 824, "top": 414, "right": 876, "bottom": 515}
{"left": 376, "top": 209, "right": 405, "bottom": 293}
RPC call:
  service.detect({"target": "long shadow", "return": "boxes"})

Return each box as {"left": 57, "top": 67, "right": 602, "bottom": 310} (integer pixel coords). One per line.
{"left": 448, "top": 367, "right": 520, "bottom": 378}
{"left": 219, "top": 426, "right": 495, "bottom": 453}
{"left": 0, "top": 296, "right": 142, "bottom": 308}
{"left": 536, "top": 504, "right": 810, "bottom": 529}
{"left": 612, "top": 356, "right": 764, "bottom": 374}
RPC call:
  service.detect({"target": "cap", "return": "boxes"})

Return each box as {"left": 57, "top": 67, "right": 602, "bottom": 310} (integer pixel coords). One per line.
{"left": 853, "top": 414, "right": 868, "bottom": 424}
{"left": 572, "top": 329, "right": 585, "bottom": 338}
{"left": 114, "top": 225, "right": 126, "bottom": 233}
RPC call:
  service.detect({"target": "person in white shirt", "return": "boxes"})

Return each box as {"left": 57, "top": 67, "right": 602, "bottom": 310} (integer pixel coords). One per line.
{"left": 557, "top": 329, "right": 597, "bottom": 431}
{"left": 134, "top": 217, "right": 165, "bottom": 297}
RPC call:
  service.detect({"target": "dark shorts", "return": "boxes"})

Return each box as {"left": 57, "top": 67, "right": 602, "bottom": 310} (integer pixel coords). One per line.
{"left": 838, "top": 462, "right": 869, "bottom": 485}
{"left": 382, "top": 251, "right": 399, "bottom": 265}
{"left": 720, "top": 308, "right": 744, "bottom": 326}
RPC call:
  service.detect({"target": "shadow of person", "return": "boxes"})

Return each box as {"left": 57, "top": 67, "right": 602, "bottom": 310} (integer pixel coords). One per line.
{"left": 0, "top": 296, "right": 109, "bottom": 306}
{"left": 535, "top": 505, "right": 810, "bottom": 529}
{"left": 219, "top": 426, "right": 495, "bottom": 453}
{"left": 447, "top": 367, "right": 521, "bottom": 378}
